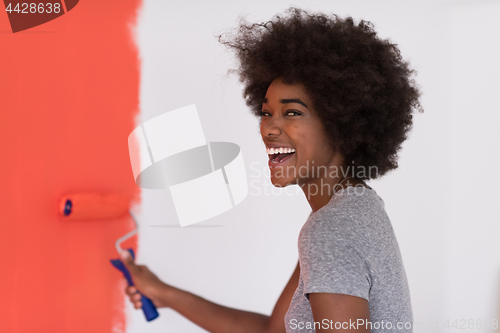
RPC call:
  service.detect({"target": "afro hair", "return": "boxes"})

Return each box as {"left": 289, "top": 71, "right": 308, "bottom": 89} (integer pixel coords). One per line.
{"left": 219, "top": 7, "right": 423, "bottom": 180}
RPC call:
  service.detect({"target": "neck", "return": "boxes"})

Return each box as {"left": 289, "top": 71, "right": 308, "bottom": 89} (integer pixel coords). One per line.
{"left": 300, "top": 174, "right": 368, "bottom": 213}
{"left": 301, "top": 177, "right": 339, "bottom": 213}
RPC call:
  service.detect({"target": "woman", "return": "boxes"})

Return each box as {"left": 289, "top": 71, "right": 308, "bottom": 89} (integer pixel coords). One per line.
{"left": 120, "top": 8, "right": 422, "bottom": 332}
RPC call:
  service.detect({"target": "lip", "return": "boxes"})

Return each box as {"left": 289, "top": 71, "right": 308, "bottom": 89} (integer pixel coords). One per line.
{"left": 268, "top": 151, "right": 296, "bottom": 168}
{"left": 265, "top": 143, "right": 294, "bottom": 149}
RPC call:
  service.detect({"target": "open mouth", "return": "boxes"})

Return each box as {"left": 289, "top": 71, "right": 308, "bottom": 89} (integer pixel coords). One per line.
{"left": 267, "top": 147, "right": 296, "bottom": 165}
{"left": 270, "top": 152, "right": 295, "bottom": 163}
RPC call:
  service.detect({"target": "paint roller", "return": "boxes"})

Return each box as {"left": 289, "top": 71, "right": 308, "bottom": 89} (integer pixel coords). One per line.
{"left": 59, "top": 193, "right": 159, "bottom": 321}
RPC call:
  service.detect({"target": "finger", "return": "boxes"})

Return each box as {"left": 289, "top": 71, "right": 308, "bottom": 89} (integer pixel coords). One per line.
{"left": 120, "top": 250, "right": 135, "bottom": 268}
{"left": 132, "top": 293, "right": 142, "bottom": 302}
{"left": 121, "top": 253, "right": 140, "bottom": 279}
{"left": 134, "top": 301, "right": 142, "bottom": 309}
{"left": 125, "top": 286, "right": 137, "bottom": 295}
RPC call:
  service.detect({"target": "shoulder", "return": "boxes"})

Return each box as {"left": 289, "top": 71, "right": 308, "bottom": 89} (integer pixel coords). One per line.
{"left": 301, "top": 187, "right": 383, "bottom": 237}
{"left": 297, "top": 190, "right": 377, "bottom": 300}
{"left": 298, "top": 187, "right": 394, "bottom": 260}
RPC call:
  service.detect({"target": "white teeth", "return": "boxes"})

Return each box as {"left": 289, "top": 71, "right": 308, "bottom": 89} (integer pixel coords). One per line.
{"left": 266, "top": 147, "right": 296, "bottom": 155}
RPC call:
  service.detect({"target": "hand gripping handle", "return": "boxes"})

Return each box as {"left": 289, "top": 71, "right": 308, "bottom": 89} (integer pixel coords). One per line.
{"left": 110, "top": 248, "right": 159, "bottom": 321}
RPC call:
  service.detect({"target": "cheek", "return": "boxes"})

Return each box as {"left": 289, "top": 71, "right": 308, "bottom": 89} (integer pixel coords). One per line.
{"left": 299, "top": 135, "right": 333, "bottom": 163}
{"left": 295, "top": 127, "right": 323, "bottom": 151}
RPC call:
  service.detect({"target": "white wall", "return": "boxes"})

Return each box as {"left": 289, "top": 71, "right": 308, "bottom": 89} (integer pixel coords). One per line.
{"left": 444, "top": 2, "right": 500, "bottom": 330}
{"left": 124, "top": 1, "right": 500, "bottom": 332}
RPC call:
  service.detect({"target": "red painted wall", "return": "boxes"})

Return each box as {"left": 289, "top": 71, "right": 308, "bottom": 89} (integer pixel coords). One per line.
{"left": 0, "top": 1, "right": 142, "bottom": 332}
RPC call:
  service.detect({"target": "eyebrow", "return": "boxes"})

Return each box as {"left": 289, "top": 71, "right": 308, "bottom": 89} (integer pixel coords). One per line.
{"left": 262, "top": 98, "right": 308, "bottom": 108}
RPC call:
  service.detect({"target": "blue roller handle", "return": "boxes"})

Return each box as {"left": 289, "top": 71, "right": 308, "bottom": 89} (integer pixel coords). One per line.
{"left": 110, "top": 248, "right": 159, "bottom": 321}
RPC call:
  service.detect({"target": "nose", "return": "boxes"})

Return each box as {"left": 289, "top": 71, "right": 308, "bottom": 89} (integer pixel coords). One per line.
{"left": 260, "top": 116, "right": 282, "bottom": 137}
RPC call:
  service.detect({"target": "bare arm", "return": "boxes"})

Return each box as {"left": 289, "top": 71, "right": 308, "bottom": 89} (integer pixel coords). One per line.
{"left": 122, "top": 251, "right": 300, "bottom": 333}
{"left": 160, "top": 285, "right": 268, "bottom": 333}
{"left": 162, "top": 262, "right": 300, "bottom": 333}
{"left": 309, "top": 293, "right": 370, "bottom": 332}
{"left": 266, "top": 261, "right": 300, "bottom": 333}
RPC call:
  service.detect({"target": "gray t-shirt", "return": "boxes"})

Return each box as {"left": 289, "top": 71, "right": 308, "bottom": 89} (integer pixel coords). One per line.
{"left": 284, "top": 186, "right": 412, "bottom": 332}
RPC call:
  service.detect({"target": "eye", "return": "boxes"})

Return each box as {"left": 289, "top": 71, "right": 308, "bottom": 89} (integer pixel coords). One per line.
{"left": 258, "top": 110, "right": 301, "bottom": 117}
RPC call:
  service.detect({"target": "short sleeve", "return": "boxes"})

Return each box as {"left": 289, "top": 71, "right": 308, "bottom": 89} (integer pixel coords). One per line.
{"left": 298, "top": 214, "right": 372, "bottom": 301}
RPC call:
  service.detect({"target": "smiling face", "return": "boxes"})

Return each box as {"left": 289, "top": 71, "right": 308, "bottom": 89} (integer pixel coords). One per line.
{"left": 260, "top": 77, "right": 345, "bottom": 189}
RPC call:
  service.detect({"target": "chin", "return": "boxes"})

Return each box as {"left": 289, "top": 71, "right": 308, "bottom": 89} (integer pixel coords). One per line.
{"left": 270, "top": 176, "right": 293, "bottom": 188}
